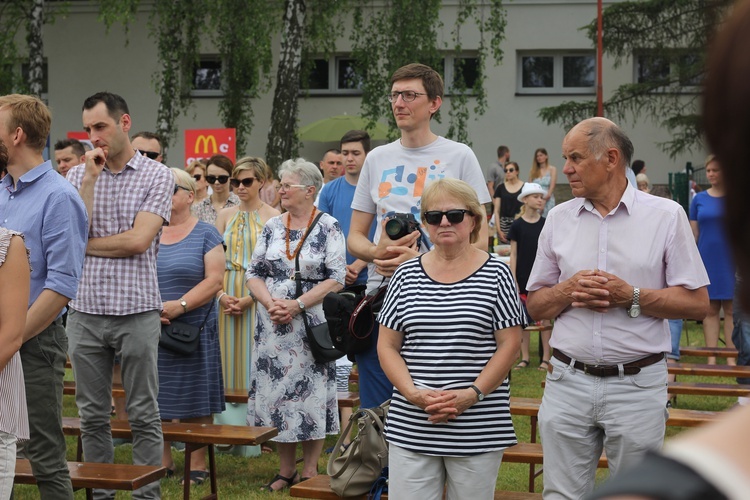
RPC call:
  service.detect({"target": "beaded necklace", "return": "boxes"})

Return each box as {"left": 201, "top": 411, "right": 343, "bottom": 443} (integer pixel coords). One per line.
{"left": 285, "top": 209, "right": 317, "bottom": 260}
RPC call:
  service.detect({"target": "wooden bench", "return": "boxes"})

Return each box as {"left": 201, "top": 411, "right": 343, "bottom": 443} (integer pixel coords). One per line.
{"left": 62, "top": 418, "right": 277, "bottom": 500}
{"left": 668, "top": 362, "right": 750, "bottom": 378}
{"left": 667, "top": 381, "right": 750, "bottom": 397}
{"left": 680, "top": 347, "right": 738, "bottom": 358}
{"left": 15, "top": 458, "right": 165, "bottom": 500}
{"left": 289, "top": 474, "right": 542, "bottom": 499}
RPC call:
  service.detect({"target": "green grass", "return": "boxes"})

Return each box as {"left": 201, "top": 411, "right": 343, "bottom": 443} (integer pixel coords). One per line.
{"left": 13, "top": 321, "right": 737, "bottom": 498}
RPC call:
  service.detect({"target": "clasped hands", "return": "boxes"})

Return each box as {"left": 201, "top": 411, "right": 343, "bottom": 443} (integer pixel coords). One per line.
{"left": 267, "top": 298, "right": 300, "bottom": 325}
{"left": 564, "top": 269, "right": 634, "bottom": 313}
{"left": 408, "top": 388, "right": 476, "bottom": 424}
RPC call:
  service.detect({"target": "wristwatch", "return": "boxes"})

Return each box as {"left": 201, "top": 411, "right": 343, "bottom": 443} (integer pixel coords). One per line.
{"left": 179, "top": 298, "right": 188, "bottom": 313}
{"left": 469, "top": 384, "right": 485, "bottom": 401}
{"left": 627, "top": 287, "right": 641, "bottom": 318}
{"left": 296, "top": 299, "right": 306, "bottom": 311}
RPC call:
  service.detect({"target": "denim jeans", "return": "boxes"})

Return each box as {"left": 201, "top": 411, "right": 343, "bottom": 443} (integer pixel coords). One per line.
{"left": 17, "top": 320, "right": 74, "bottom": 499}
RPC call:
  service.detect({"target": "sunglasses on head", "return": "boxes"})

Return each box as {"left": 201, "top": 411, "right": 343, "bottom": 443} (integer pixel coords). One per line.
{"left": 423, "top": 209, "right": 470, "bottom": 225}
{"left": 230, "top": 178, "right": 256, "bottom": 188}
{"left": 206, "top": 175, "right": 230, "bottom": 184}
{"left": 504, "top": 168, "right": 516, "bottom": 173}
{"left": 138, "top": 150, "right": 160, "bottom": 160}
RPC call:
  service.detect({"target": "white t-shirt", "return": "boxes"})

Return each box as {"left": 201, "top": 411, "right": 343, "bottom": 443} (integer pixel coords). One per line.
{"left": 351, "top": 136, "right": 491, "bottom": 291}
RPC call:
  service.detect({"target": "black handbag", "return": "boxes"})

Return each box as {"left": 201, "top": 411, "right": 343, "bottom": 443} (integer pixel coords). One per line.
{"left": 159, "top": 301, "right": 214, "bottom": 355}
{"left": 294, "top": 212, "right": 345, "bottom": 364}
{"left": 324, "top": 285, "right": 386, "bottom": 358}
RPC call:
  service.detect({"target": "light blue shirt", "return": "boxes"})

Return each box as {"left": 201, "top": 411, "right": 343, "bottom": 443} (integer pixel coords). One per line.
{"left": 0, "top": 161, "right": 88, "bottom": 316}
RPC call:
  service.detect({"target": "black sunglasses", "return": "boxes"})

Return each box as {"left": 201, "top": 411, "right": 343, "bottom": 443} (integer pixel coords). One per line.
{"left": 424, "top": 209, "right": 470, "bottom": 225}
{"left": 174, "top": 184, "right": 190, "bottom": 194}
{"left": 230, "top": 178, "right": 256, "bottom": 188}
{"left": 206, "top": 175, "right": 230, "bottom": 184}
{"left": 138, "top": 150, "right": 160, "bottom": 160}
{"left": 504, "top": 168, "right": 516, "bottom": 173}
{"left": 192, "top": 174, "right": 203, "bottom": 181}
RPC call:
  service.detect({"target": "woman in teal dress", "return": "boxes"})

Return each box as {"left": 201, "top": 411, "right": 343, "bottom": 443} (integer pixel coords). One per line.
{"left": 215, "top": 157, "right": 280, "bottom": 392}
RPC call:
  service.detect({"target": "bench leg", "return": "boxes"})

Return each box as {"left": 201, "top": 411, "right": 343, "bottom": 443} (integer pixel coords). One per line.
{"left": 183, "top": 443, "right": 218, "bottom": 500}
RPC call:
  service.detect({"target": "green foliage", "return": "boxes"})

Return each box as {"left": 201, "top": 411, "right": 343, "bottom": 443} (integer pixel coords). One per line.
{"left": 539, "top": 0, "right": 731, "bottom": 158}
{"left": 351, "top": 0, "right": 506, "bottom": 145}
{"left": 210, "top": 0, "right": 279, "bottom": 155}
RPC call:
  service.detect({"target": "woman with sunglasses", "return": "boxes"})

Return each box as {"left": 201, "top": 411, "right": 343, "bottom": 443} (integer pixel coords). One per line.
{"left": 246, "top": 158, "right": 345, "bottom": 491}
{"left": 492, "top": 161, "right": 524, "bottom": 244}
{"left": 529, "top": 148, "right": 557, "bottom": 217}
{"left": 185, "top": 160, "right": 209, "bottom": 205}
{"left": 192, "top": 154, "right": 239, "bottom": 224}
{"left": 214, "top": 158, "right": 279, "bottom": 396}
{"left": 157, "top": 168, "right": 225, "bottom": 485}
{"left": 378, "top": 178, "right": 523, "bottom": 499}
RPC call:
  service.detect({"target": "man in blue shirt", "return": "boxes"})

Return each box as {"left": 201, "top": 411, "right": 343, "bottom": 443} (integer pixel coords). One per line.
{"left": 318, "top": 130, "right": 374, "bottom": 286}
{"left": 0, "top": 94, "right": 88, "bottom": 499}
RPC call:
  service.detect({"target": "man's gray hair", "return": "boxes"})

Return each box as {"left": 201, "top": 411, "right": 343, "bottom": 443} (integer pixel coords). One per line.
{"left": 582, "top": 119, "right": 634, "bottom": 167}
{"left": 279, "top": 158, "right": 323, "bottom": 194}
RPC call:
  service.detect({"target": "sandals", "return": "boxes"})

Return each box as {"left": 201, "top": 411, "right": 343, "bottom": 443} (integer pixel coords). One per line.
{"left": 538, "top": 360, "right": 550, "bottom": 372}
{"left": 182, "top": 470, "right": 208, "bottom": 486}
{"left": 514, "top": 359, "right": 530, "bottom": 370}
{"left": 262, "top": 471, "right": 299, "bottom": 492}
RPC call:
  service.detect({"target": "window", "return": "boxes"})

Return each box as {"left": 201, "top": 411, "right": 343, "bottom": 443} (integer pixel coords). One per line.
{"left": 444, "top": 56, "right": 480, "bottom": 94}
{"left": 517, "top": 51, "right": 595, "bottom": 94}
{"left": 300, "top": 56, "right": 365, "bottom": 95}
{"left": 192, "top": 56, "right": 222, "bottom": 96}
{"left": 634, "top": 50, "right": 702, "bottom": 92}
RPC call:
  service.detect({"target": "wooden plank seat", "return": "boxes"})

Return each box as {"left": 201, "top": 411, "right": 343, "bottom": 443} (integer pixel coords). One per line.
{"left": 523, "top": 325, "right": 553, "bottom": 332}
{"left": 62, "top": 418, "right": 277, "bottom": 500}
{"left": 504, "top": 442, "right": 607, "bottom": 492}
{"left": 15, "top": 458, "right": 165, "bottom": 500}
{"left": 543, "top": 380, "right": 750, "bottom": 397}
{"left": 668, "top": 362, "right": 750, "bottom": 378}
{"left": 679, "top": 347, "right": 738, "bottom": 358}
{"left": 289, "top": 473, "right": 542, "bottom": 499}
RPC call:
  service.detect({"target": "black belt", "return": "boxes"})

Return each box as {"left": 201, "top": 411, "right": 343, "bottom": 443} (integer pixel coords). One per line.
{"left": 552, "top": 351, "right": 664, "bottom": 377}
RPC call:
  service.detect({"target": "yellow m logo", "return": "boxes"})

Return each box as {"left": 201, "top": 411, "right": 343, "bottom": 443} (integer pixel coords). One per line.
{"left": 194, "top": 135, "right": 218, "bottom": 155}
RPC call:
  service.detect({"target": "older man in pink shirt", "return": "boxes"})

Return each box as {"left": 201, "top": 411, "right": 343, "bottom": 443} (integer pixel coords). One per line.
{"left": 526, "top": 117, "right": 710, "bottom": 500}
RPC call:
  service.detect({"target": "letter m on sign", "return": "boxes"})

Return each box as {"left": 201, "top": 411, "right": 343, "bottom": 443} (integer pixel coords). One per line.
{"left": 184, "top": 128, "right": 236, "bottom": 167}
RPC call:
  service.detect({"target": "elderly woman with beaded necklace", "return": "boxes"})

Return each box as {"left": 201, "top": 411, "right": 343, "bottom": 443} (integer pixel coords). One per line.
{"left": 246, "top": 158, "right": 346, "bottom": 492}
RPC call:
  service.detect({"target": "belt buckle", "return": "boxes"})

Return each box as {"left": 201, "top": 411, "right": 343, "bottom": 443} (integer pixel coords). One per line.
{"left": 584, "top": 364, "right": 602, "bottom": 375}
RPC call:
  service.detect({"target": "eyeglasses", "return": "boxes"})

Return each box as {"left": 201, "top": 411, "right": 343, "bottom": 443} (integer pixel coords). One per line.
{"left": 276, "top": 183, "right": 309, "bottom": 192}
{"left": 206, "top": 175, "right": 230, "bottom": 184}
{"left": 387, "top": 91, "right": 427, "bottom": 103}
{"left": 230, "top": 178, "right": 256, "bottom": 188}
{"left": 192, "top": 174, "right": 203, "bottom": 181}
{"left": 174, "top": 184, "right": 191, "bottom": 194}
{"left": 138, "top": 150, "right": 160, "bottom": 160}
{"left": 504, "top": 168, "right": 516, "bottom": 173}
{"left": 423, "top": 209, "right": 470, "bottom": 225}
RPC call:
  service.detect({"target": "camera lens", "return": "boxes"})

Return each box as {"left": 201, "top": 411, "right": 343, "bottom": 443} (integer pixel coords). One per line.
{"left": 385, "top": 218, "right": 406, "bottom": 240}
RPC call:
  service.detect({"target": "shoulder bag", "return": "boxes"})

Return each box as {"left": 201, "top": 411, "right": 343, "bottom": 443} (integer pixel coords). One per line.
{"left": 159, "top": 300, "right": 214, "bottom": 355}
{"left": 327, "top": 400, "right": 390, "bottom": 497}
{"left": 294, "top": 212, "right": 346, "bottom": 363}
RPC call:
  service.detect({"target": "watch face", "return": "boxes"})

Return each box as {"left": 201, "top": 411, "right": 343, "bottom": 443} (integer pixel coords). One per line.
{"left": 628, "top": 305, "right": 641, "bottom": 318}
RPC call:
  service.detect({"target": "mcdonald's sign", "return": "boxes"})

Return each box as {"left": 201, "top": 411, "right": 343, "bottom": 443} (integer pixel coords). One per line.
{"left": 185, "top": 128, "right": 236, "bottom": 167}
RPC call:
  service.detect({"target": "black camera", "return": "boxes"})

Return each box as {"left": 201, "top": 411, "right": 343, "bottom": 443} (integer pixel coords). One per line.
{"left": 384, "top": 213, "right": 420, "bottom": 240}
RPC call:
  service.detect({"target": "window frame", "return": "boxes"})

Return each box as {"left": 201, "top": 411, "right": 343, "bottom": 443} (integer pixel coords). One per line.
{"left": 191, "top": 55, "right": 224, "bottom": 98}
{"left": 516, "top": 51, "right": 596, "bottom": 95}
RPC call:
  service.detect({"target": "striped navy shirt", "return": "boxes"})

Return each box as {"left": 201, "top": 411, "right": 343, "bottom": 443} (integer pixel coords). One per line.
{"left": 378, "top": 254, "right": 522, "bottom": 456}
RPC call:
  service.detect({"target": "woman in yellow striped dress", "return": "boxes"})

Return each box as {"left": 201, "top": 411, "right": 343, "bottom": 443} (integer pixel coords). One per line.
{"left": 215, "top": 157, "right": 280, "bottom": 391}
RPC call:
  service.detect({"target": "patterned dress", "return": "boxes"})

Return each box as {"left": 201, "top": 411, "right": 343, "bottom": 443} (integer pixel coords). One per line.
{"left": 219, "top": 210, "right": 263, "bottom": 391}
{"left": 533, "top": 170, "right": 555, "bottom": 218}
{"left": 192, "top": 193, "right": 240, "bottom": 225}
{"left": 156, "top": 222, "right": 226, "bottom": 419}
{"left": 0, "top": 228, "right": 29, "bottom": 442}
{"left": 245, "top": 213, "right": 346, "bottom": 442}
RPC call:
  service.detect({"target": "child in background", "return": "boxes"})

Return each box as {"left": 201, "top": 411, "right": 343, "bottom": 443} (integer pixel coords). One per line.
{"left": 509, "top": 183, "right": 550, "bottom": 371}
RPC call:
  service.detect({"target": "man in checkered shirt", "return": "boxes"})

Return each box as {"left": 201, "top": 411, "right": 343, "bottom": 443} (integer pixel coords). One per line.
{"left": 66, "top": 92, "right": 172, "bottom": 499}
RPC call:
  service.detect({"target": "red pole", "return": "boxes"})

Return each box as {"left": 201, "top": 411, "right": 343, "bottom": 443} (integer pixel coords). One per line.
{"left": 597, "top": 0, "right": 604, "bottom": 116}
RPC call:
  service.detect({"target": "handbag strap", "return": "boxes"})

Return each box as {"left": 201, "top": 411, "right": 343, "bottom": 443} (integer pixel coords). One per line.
{"left": 294, "top": 211, "right": 325, "bottom": 328}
